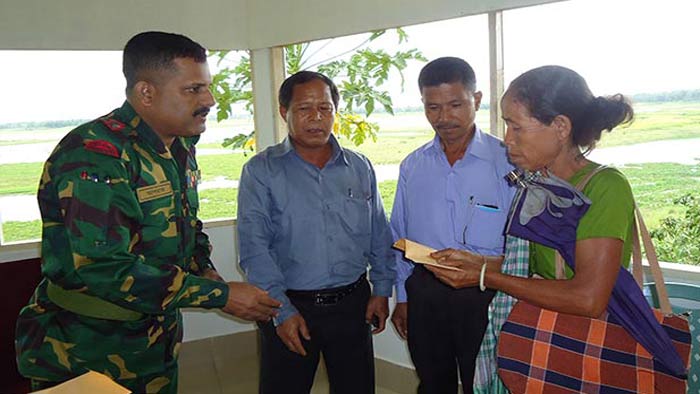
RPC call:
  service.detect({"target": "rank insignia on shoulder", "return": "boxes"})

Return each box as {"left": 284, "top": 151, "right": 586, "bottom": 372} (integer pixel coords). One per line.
{"left": 85, "top": 140, "right": 120, "bottom": 158}
{"left": 100, "top": 118, "right": 127, "bottom": 132}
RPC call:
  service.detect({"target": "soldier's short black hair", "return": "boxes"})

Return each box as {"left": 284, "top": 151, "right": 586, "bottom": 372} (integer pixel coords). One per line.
{"left": 123, "top": 31, "right": 207, "bottom": 92}
{"left": 278, "top": 71, "right": 340, "bottom": 110}
{"left": 418, "top": 57, "right": 477, "bottom": 93}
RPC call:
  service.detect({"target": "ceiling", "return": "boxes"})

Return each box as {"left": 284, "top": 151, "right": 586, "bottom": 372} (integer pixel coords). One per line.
{"left": 0, "top": 0, "right": 563, "bottom": 50}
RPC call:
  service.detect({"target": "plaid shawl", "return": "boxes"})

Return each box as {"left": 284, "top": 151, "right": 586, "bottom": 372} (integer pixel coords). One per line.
{"left": 474, "top": 235, "right": 530, "bottom": 393}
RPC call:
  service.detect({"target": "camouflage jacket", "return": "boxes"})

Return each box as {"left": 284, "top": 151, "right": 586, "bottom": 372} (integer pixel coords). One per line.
{"left": 16, "top": 101, "right": 228, "bottom": 391}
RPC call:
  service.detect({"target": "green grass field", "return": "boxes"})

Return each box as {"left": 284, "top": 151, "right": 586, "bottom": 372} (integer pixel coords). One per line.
{"left": 597, "top": 102, "right": 700, "bottom": 148}
{"left": 2, "top": 101, "right": 700, "bottom": 247}
{"left": 4, "top": 163, "right": 698, "bottom": 243}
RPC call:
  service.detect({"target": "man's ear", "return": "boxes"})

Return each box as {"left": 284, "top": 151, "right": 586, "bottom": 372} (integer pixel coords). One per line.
{"left": 552, "top": 114, "right": 572, "bottom": 141}
{"left": 279, "top": 105, "right": 288, "bottom": 122}
{"left": 473, "top": 91, "right": 483, "bottom": 111}
{"left": 133, "top": 81, "right": 155, "bottom": 106}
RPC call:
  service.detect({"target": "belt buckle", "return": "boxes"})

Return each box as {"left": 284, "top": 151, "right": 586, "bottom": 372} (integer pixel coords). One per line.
{"left": 315, "top": 293, "right": 339, "bottom": 306}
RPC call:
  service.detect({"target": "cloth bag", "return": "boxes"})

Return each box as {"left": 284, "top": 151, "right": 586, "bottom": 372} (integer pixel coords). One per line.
{"left": 497, "top": 167, "right": 691, "bottom": 393}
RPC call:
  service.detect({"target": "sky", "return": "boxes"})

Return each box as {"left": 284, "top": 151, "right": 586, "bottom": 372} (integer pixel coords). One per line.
{"left": 0, "top": 0, "right": 699, "bottom": 124}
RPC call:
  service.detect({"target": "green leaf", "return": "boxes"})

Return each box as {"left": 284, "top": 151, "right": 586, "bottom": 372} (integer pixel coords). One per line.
{"left": 365, "top": 99, "right": 375, "bottom": 116}
{"left": 396, "top": 28, "right": 408, "bottom": 44}
{"left": 369, "top": 30, "right": 386, "bottom": 41}
{"left": 209, "top": 26, "right": 426, "bottom": 150}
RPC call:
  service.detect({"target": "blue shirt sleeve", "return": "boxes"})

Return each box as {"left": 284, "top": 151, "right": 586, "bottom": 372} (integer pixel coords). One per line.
{"left": 365, "top": 159, "right": 396, "bottom": 298}
{"left": 390, "top": 160, "right": 413, "bottom": 303}
{"left": 237, "top": 159, "right": 298, "bottom": 326}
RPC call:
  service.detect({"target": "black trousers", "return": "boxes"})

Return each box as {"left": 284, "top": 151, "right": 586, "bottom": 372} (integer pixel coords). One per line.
{"left": 406, "top": 266, "right": 496, "bottom": 394}
{"left": 258, "top": 278, "right": 375, "bottom": 394}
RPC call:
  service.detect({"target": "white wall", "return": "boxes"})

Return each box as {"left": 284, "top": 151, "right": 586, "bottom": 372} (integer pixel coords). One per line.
{"left": 374, "top": 306, "right": 414, "bottom": 367}
{"left": 182, "top": 220, "right": 258, "bottom": 341}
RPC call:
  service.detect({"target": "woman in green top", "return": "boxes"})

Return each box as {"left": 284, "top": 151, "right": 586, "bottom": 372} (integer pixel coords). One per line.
{"left": 426, "top": 65, "right": 635, "bottom": 320}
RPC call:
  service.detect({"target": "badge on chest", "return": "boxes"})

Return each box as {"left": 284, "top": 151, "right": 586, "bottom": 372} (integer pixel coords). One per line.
{"left": 136, "top": 182, "right": 174, "bottom": 202}
{"left": 186, "top": 169, "right": 201, "bottom": 188}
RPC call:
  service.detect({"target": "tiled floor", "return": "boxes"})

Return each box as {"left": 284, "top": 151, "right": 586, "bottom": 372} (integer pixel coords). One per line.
{"left": 178, "top": 333, "right": 405, "bottom": 393}
{"left": 218, "top": 379, "right": 403, "bottom": 394}
{"left": 180, "top": 356, "right": 403, "bottom": 393}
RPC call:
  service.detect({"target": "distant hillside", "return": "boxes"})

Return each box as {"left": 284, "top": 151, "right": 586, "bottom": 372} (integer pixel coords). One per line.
{"left": 0, "top": 119, "right": 89, "bottom": 131}
{"left": 631, "top": 89, "right": 700, "bottom": 103}
{"left": 2, "top": 89, "right": 699, "bottom": 129}
{"left": 0, "top": 113, "right": 236, "bottom": 131}
{"left": 390, "top": 89, "right": 700, "bottom": 113}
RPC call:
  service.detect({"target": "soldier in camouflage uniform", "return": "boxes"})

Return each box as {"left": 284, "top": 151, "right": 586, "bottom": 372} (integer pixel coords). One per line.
{"left": 15, "top": 31, "right": 281, "bottom": 394}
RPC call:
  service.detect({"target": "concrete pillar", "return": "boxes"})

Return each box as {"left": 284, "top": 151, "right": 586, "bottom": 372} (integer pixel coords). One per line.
{"left": 250, "top": 47, "right": 287, "bottom": 151}
{"left": 488, "top": 11, "right": 505, "bottom": 138}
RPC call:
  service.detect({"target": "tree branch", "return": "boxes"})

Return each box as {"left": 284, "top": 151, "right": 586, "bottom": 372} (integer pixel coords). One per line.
{"left": 304, "top": 36, "right": 373, "bottom": 70}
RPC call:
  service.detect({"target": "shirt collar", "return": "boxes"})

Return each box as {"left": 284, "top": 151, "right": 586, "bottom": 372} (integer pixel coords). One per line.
{"left": 273, "top": 133, "right": 349, "bottom": 166}
{"left": 426, "top": 125, "right": 493, "bottom": 162}
{"left": 114, "top": 101, "right": 173, "bottom": 157}
{"left": 467, "top": 126, "right": 494, "bottom": 162}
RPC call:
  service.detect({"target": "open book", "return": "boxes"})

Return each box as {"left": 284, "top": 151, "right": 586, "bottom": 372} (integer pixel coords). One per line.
{"left": 392, "top": 238, "right": 462, "bottom": 271}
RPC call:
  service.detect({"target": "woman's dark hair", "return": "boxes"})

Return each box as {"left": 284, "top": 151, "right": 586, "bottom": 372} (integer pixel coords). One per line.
{"left": 123, "top": 31, "right": 207, "bottom": 92}
{"left": 278, "top": 71, "right": 340, "bottom": 110}
{"left": 506, "top": 65, "right": 634, "bottom": 153}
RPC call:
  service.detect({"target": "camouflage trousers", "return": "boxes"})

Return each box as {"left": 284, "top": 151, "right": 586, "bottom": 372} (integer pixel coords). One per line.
{"left": 16, "top": 280, "right": 182, "bottom": 394}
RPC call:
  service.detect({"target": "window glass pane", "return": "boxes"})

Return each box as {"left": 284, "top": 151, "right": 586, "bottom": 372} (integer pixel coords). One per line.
{"left": 504, "top": 0, "right": 700, "bottom": 265}
{"left": 0, "top": 50, "right": 250, "bottom": 242}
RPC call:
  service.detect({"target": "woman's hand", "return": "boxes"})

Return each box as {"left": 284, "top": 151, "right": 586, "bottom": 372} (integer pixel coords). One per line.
{"left": 425, "top": 248, "right": 484, "bottom": 289}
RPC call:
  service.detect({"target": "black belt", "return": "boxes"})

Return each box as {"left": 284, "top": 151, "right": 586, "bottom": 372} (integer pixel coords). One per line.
{"left": 286, "top": 274, "right": 366, "bottom": 306}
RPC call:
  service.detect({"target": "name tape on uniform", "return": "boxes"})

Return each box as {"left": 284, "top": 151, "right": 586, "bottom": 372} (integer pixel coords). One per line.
{"left": 136, "top": 182, "right": 173, "bottom": 203}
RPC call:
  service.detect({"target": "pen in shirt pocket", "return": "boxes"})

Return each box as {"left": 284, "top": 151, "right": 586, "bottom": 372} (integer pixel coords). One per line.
{"left": 475, "top": 202, "right": 500, "bottom": 212}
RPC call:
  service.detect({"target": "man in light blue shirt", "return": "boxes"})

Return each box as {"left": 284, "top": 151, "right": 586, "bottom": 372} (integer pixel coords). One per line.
{"left": 238, "top": 71, "right": 395, "bottom": 394}
{"left": 390, "top": 57, "right": 514, "bottom": 393}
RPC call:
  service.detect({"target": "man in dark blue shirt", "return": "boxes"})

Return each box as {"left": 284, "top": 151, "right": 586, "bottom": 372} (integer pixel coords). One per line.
{"left": 238, "top": 71, "right": 396, "bottom": 394}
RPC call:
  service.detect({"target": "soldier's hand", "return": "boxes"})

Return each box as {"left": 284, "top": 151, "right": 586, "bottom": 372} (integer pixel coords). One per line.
{"left": 391, "top": 302, "right": 408, "bottom": 340}
{"left": 222, "top": 282, "right": 281, "bottom": 322}
{"left": 365, "top": 295, "right": 389, "bottom": 334}
{"left": 201, "top": 268, "right": 225, "bottom": 282}
{"left": 276, "top": 313, "right": 311, "bottom": 356}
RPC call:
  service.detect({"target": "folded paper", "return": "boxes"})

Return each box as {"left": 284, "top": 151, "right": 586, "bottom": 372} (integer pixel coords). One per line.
{"left": 31, "top": 371, "right": 131, "bottom": 394}
{"left": 393, "top": 238, "right": 462, "bottom": 271}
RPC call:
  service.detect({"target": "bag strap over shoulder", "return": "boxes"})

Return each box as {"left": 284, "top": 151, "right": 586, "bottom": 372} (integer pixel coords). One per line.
{"left": 553, "top": 164, "right": 673, "bottom": 314}
{"left": 553, "top": 165, "right": 608, "bottom": 280}
{"left": 634, "top": 204, "right": 673, "bottom": 314}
